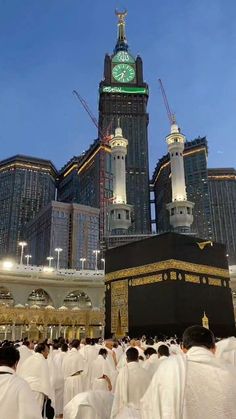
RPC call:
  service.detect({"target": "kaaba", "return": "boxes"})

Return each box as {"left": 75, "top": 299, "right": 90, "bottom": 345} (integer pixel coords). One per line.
{"left": 105, "top": 233, "right": 235, "bottom": 338}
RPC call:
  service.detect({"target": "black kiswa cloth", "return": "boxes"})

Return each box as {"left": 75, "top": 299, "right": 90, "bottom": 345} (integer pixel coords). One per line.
{"left": 105, "top": 232, "right": 228, "bottom": 273}
{"left": 42, "top": 397, "right": 54, "bottom": 419}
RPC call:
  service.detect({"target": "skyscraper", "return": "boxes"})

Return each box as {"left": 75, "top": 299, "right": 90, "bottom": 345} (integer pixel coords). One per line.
{"left": 0, "top": 155, "right": 57, "bottom": 259}
{"left": 98, "top": 11, "right": 151, "bottom": 234}
{"left": 151, "top": 137, "right": 212, "bottom": 239}
{"left": 25, "top": 201, "right": 100, "bottom": 269}
{"left": 58, "top": 139, "right": 113, "bottom": 238}
{"left": 208, "top": 168, "right": 236, "bottom": 264}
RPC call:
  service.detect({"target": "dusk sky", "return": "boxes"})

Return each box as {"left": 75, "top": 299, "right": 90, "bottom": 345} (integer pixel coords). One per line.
{"left": 0, "top": 0, "right": 235, "bottom": 173}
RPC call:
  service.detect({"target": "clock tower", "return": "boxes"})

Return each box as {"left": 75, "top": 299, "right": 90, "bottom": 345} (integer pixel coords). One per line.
{"left": 99, "top": 11, "right": 151, "bottom": 234}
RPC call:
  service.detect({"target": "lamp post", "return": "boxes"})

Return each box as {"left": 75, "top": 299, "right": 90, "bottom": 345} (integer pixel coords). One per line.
{"left": 25, "top": 254, "right": 32, "bottom": 267}
{"left": 2, "top": 260, "right": 14, "bottom": 270}
{"left": 101, "top": 258, "right": 105, "bottom": 272}
{"left": 18, "top": 241, "right": 27, "bottom": 265}
{"left": 55, "top": 248, "right": 63, "bottom": 270}
{"left": 80, "top": 258, "right": 86, "bottom": 271}
{"left": 46, "top": 256, "right": 54, "bottom": 268}
{"left": 93, "top": 250, "right": 100, "bottom": 271}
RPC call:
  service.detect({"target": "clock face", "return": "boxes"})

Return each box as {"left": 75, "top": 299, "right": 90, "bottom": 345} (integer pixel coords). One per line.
{"left": 112, "top": 64, "right": 135, "bottom": 83}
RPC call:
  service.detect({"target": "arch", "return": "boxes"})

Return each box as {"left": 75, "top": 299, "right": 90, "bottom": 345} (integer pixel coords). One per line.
{"left": 27, "top": 289, "right": 53, "bottom": 307}
{"left": 0, "top": 287, "right": 14, "bottom": 307}
{"left": 63, "top": 290, "right": 92, "bottom": 310}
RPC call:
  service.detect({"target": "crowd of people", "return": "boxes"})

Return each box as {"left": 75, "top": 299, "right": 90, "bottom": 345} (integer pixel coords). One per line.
{"left": 0, "top": 325, "right": 236, "bottom": 418}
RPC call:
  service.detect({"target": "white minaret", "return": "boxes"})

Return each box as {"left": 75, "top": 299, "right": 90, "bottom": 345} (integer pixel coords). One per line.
{"left": 166, "top": 120, "right": 194, "bottom": 233}
{"left": 108, "top": 124, "right": 132, "bottom": 233}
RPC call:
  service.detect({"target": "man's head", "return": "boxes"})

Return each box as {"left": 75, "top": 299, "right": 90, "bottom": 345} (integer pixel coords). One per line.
{"left": 158, "top": 344, "right": 170, "bottom": 358}
{"left": 29, "top": 341, "right": 34, "bottom": 350}
{"left": 105, "top": 340, "right": 113, "bottom": 350}
{"left": 135, "top": 340, "right": 141, "bottom": 348}
{"left": 146, "top": 338, "right": 154, "bottom": 346}
{"left": 85, "top": 337, "right": 91, "bottom": 345}
{"left": 22, "top": 340, "right": 30, "bottom": 347}
{"left": 35, "top": 342, "right": 49, "bottom": 359}
{"left": 144, "top": 347, "right": 157, "bottom": 359}
{"left": 70, "top": 339, "right": 80, "bottom": 350}
{"left": 99, "top": 348, "right": 108, "bottom": 359}
{"left": 182, "top": 326, "right": 215, "bottom": 352}
{"left": 0, "top": 346, "right": 20, "bottom": 370}
{"left": 61, "top": 343, "right": 68, "bottom": 352}
{"left": 126, "top": 347, "right": 139, "bottom": 363}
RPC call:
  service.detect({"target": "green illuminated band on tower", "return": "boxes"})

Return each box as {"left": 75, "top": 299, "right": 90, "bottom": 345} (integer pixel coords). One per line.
{"left": 101, "top": 86, "right": 148, "bottom": 95}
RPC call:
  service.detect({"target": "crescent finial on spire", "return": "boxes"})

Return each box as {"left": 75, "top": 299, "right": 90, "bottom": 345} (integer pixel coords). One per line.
{"left": 114, "top": 9, "right": 129, "bottom": 52}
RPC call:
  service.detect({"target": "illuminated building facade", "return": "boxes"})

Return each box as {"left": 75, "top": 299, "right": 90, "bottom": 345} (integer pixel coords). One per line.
{"left": 0, "top": 263, "right": 104, "bottom": 341}
{"left": 26, "top": 201, "right": 100, "bottom": 269}
{"left": 152, "top": 137, "right": 212, "bottom": 239}
{"left": 98, "top": 11, "right": 151, "bottom": 234}
{"left": 208, "top": 168, "right": 236, "bottom": 264}
{"left": 58, "top": 140, "right": 113, "bottom": 238}
{"left": 0, "top": 155, "right": 57, "bottom": 259}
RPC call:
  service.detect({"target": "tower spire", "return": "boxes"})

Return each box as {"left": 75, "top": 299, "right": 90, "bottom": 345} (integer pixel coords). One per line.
{"left": 108, "top": 123, "right": 132, "bottom": 233}
{"left": 166, "top": 120, "right": 194, "bottom": 234}
{"left": 114, "top": 9, "right": 129, "bottom": 53}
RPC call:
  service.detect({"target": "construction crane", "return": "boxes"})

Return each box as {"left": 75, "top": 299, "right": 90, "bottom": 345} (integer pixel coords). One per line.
{"left": 73, "top": 90, "right": 113, "bottom": 143}
{"left": 158, "top": 79, "right": 176, "bottom": 125}
{"left": 73, "top": 90, "right": 114, "bottom": 239}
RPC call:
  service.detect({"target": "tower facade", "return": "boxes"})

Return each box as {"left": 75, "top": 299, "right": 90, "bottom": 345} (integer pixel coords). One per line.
{"left": 26, "top": 201, "right": 99, "bottom": 269}
{"left": 0, "top": 155, "right": 57, "bottom": 259}
{"left": 98, "top": 11, "right": 151, "bottom": 234}
{"left": 152, "top": 137, "right": 212, "bottom": 239}
{"left": 166, "top": 122, "right": 194, "bottom": 233}
{"left": 208, "top": 168, "right": 236, "bottom": 264}
{"left": 108, "top": 125, "right": 132, "bottom": 233}
{"left": 58, "top": 140, "right": 113, "bottom": 239}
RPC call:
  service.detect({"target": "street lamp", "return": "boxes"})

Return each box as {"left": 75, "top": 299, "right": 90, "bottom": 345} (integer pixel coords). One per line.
{"left": 80, "top": 258, "right": 86, "bottom": 271}
{"left": 46, "top": 256, "right": 54, "bottom": 268}
{"left": 18, "top": 242, "right": 27, "bottom": 265}
{"left": 93, "top": 250, "right": 100, "bottom": 271}
{"left": 2, "top": 260, "right": 14, "bottom": 270}
{"left": 25, "top": 254, "right": 32, "bottom": 267}
{"left": 101, "top": 258, "right": 105, "bottom": 272}
{"left": 55, "top": 248, "right": 63, "bottom": 270}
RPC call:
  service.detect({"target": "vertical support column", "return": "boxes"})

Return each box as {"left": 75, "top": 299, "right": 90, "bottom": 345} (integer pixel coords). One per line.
{"left": 50, "top": 326, "right": 53, "bottom": 341}
{"left": 63, "top": 326, "right": 67, "bottom": 339}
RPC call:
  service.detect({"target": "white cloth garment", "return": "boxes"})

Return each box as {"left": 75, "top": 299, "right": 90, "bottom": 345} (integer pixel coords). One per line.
{"left": 16, "top": 345, "right": 33, "bottom": 371}
{"left": 111, "top": 361, "right": 151, "bottom": 418}
{"left": 0, "top": 366, "right": 42, "bottom": 419}
{"left": 215, "top": 337, "right": 236, "bottom": 366}
{"left": 90, "top": 354, "right": 112, "bottom": 390}
{"left": 62, "top": 348, "right": 85, "bottom": 379}
{"left": 18, "top": 352, "right": 54, "bottom": 412}
{"left": 64, "top": 390, "right": 114, "bottom": 419}
{"left": 62, "top": 348, "right": 85, "bottom": 407}
{"left": 141, "top": 346, "right": 236, "bottom": 419}
{"left": 115, "top": 406, "right": 141, "bottom": 419}
{"left": 48, "top": 349, "right": 64, "bottom": 415}
{"left": 103, "top": 346, "right": 118, "bottom": 390}
{"left": 142, "top": 354, "right": 167, "bottom": 378}
{"left": 80, "top": 345, "right": 100, "bottom": 390}
{"left": 113, "top": 345, "right": 124, "bottom": 363}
